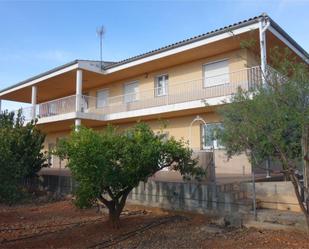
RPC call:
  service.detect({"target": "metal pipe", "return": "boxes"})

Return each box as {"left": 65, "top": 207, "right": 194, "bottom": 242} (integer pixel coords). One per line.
{"left": 259, "top": 17, "right": 270, "bottom": 85}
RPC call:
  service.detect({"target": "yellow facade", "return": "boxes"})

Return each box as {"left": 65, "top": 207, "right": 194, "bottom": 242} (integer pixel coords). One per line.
{"left": 86, "top": 49, "right": 248, "bottom": 108}
{"left": 45, "top": 110, "right": 251, "bottom": 176}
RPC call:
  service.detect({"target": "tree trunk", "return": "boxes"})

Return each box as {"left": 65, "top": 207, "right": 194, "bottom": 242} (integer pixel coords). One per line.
{"left": 288, "top": 171, "right": 309, "bottom": 230}
{"left": 302, "top": 125, "right": 309, "bottom": 201}
{"left": 108, "top": 208, "right": 121, "bottom": 229}
{"left": 104, "top": 188, "right": 132, "bottom": 229}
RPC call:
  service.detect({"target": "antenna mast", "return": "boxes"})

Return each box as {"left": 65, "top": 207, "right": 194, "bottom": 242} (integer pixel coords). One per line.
{"left": 96, "top": 25, "right": 105, "bottom": 70}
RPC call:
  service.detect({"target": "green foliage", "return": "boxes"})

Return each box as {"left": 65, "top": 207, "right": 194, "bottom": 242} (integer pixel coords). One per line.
{"left": 218, "top": 47, "right": 309, "bottom": 170}
{"left": 0, "top": 110, "right": 47, "bottom": 204}
{"left": 56, "top": 123, "right": 205, "bottom": 210}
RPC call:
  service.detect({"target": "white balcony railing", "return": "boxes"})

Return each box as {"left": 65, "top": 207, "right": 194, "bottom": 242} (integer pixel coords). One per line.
{"left": 17, "top": 66, "right": 263, "bottom": 122}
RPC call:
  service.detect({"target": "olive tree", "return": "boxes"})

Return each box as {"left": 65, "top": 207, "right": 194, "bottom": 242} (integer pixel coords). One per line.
{"left": 217, "top": 48, "right": 309, "bottom": 226}
{"left": 56, "top": 123, "right": 205, "bottom": 228}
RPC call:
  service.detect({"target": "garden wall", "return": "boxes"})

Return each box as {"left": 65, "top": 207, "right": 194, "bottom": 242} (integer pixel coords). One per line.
{"left": 243, "top": 181, "right": 301, "bottom": 212}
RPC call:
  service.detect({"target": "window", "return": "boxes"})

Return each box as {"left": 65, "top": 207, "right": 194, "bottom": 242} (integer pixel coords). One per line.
{"left": 154, "top": 74, "right": 168, "bottom": 96}
{"left": 202, "top": 123, "right": 224, "bottom": 149}
{"left": 96, "top": 89, "right": 109, "bottom": 108}
{"left": 124, "top": 81, "right": 139, "bottom": 103}
{"left": 203, "top": 60, "right": 229, "bottom": 87}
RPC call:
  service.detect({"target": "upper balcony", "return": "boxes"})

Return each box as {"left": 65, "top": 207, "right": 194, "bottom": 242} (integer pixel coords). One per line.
{"left": 17, "top": 66, "right": 262, "bottom": 124}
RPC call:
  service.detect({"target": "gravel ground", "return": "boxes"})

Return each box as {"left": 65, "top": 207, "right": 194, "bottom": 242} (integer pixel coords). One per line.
{"left": 0, "top": 200, "right": 308, "bottom": 249}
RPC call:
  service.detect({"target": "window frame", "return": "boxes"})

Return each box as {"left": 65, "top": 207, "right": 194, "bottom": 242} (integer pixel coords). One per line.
{"left": 202, "top": 59, "right": 230, "bottom": 88}
{"left": 154, "top": 74, "right": 169, "bottom": 97}
{"left": 201, "top": 122, "right": 224, "bottom": 150}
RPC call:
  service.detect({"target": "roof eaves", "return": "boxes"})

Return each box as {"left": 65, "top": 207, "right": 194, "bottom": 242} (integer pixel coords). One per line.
{"left": 0, "top": 60, "right": 79, "bottom": 94}
{"left": 267, "top": 17, "right": 309, "bottom": 61}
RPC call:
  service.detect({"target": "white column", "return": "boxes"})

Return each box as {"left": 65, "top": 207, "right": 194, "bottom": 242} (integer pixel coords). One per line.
{"left": 31, "top": 85, "right": 37, "bottom": 120}
{"left": 75, "top": 69, "right": 83, "bottom": 112}
{"left": 75, "top": 69, "right": 83, "bottom": 129}
{"left": 75, "top": 118, "right": 81, "bottom": 131}
{"left": 0, "top": 99, "right": 2, "bottom": 113}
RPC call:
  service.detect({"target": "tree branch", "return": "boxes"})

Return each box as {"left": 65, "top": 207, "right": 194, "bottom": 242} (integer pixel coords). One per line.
{"left": 106, "top": 187, "right": 115, "bottom": 200}
{"left": 97, "top": 195, "right": 112, "bottom": 209}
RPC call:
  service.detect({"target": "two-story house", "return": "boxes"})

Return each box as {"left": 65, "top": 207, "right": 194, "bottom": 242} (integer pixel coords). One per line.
{"left": 1, "top": 14, "right": 308, "bottom": 180}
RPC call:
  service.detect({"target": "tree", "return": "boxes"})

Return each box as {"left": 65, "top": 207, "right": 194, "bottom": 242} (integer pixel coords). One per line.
{"left": 0, "top": 110, "right": 47, "bottom": 204}
{"left": 217, "top": 48, "right": 309, "bottom": 226}
{"left": 55, "top": 123, "right": 205, "bottom": 228}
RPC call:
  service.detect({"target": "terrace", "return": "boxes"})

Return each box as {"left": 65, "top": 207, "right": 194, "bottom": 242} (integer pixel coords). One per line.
{"left": 17, "top": 66, "right": 263, "bottom": 124}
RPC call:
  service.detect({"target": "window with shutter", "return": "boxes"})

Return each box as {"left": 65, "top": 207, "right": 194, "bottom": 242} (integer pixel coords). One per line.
{"left": 203, "top": 60, "right": 229, "bottom": 87}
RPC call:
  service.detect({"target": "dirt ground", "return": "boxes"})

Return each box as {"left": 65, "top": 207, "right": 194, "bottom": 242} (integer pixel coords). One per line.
{"left": 0, "top": 200, "right": 308, "bottom": 249}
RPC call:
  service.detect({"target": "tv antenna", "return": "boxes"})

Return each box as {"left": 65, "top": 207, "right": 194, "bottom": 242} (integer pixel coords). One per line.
{"left": 96, "top": 25, "right": 105, "bottom": 70}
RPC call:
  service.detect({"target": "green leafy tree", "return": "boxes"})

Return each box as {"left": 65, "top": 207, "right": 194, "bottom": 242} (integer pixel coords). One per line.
{"left": 218, "top": 48, "right": 309, "bottom": 226}
{"left": 0, "top": 110, "right": 47, "bottom": 203}
{"left": 56, "top": 123, "right": 205, "bottom": 228}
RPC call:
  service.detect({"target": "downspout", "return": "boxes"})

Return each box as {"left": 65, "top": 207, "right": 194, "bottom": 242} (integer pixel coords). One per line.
{"left": 259, "top": 15, "right": 272, "bottom": 179}
{"left": 259, "top": 15, "right": 270, "bottom": 85}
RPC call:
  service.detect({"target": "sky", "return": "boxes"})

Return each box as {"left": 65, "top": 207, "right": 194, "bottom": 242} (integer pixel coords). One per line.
{"left": 0, "top": 0, "right": 309, "bottom": 110}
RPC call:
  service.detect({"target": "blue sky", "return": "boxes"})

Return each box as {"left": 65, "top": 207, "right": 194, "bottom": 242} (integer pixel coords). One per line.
{"left": 1, "top": 0, "right": 309, "bottom": 110}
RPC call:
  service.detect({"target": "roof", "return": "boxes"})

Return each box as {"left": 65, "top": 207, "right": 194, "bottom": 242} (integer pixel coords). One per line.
{"left": 1, "top": 13, "right": 308, "bottom": 95}
{"left": 103, "top": 13, "right": 309, "bottom": 69}
{"left": 104, "top": 14, "right": 264, "bottom": 70}
{"left": 0, "top": 60, "right": 115, "bottom": 94}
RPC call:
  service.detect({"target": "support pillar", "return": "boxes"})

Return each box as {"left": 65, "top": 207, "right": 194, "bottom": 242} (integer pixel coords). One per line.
{"left": 75, "top": 69, "right": 83, "bottom": 130}
{"left": 31, "top": 85, "right": 37, "bottom": 120}
{"left": 0, "top": 99, "right": 2, "bottom": 113}
{"left": 75, "top": 119, "right": 81, "bottom": 131}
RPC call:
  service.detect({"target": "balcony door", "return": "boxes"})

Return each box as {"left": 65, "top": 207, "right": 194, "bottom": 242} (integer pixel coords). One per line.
{"left": 203, "top": 59, "right": 229, "bottom": 87}
{"left": 155, "top": 74, "right": 168, "bottom": 96}
{"left": 96, "top": 89, "right": 109, "bottom": 108}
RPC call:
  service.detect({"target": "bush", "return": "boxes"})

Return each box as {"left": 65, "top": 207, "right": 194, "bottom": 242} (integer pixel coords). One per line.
{"left": 0, "top": 110, "right": 47, "bottom": 204}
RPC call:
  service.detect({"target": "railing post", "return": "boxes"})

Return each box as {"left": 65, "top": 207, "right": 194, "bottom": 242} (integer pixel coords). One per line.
{"left": 75, "top": 69, "right": 83, "bottom": 130}
{"left": 31, "top": 85, "right": 37, "bottom": 120}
